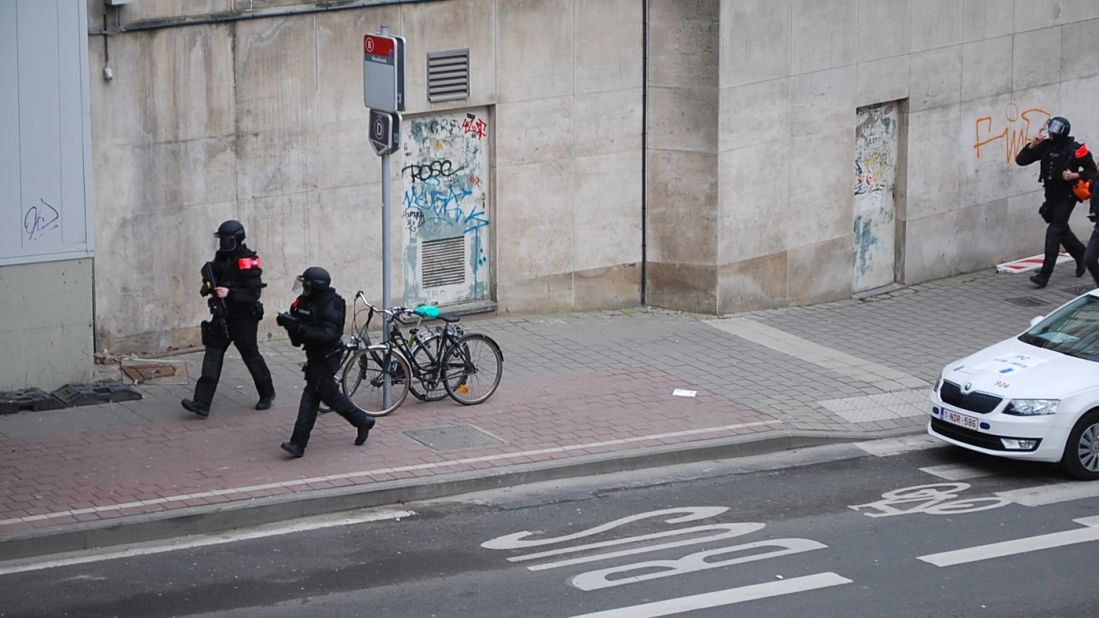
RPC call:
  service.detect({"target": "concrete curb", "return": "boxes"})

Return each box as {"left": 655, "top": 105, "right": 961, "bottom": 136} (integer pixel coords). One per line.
{"left": 0, "top": 427, "right": 923, "bottom": 562}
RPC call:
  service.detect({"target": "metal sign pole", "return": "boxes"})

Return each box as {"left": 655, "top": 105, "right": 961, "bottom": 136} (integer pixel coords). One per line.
{"left": 380, "top": 24, "right": 392, "bottom": 408}
{"left": 364, "top": 24, "right": 402, "bottom": 409}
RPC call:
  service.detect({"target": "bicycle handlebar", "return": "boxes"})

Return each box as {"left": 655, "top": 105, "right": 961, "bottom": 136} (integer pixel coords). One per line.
{"left": 353, "top": 292, "right": 423, "bottom": 327}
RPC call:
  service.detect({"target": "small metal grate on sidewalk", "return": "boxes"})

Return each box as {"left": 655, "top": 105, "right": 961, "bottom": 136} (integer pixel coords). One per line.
{"left": 1061, "top": 285, "right": 1092, "bottom": 296}
{"left": 404, "top": 424, "right": 504, "bottom": 451}
{"left": 1003, "top": 296, "right": 1049, "bottom": 307}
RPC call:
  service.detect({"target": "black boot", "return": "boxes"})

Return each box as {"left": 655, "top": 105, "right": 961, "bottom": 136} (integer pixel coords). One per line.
{"left": 1078, "top": 261, "right": 1087, "bottom": 277}
{"left": 244, "top": 356, "right": 275, "bottom": 411}
{"left": 355, "top": 416, "right": 377, "bottom": 446}
{"left": 182, "top": 399, "right": 210, "bottom": 417}
{"left": 1030, "top": 274, "right": 1049, "bottom": 289}
{"left": 280, "top": 441, "right": 305, "bottom": 458}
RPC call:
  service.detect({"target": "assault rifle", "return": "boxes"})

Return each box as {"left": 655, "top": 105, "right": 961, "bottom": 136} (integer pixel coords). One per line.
{"left": 201, "top": 262, "right": 232, "bottom": 340}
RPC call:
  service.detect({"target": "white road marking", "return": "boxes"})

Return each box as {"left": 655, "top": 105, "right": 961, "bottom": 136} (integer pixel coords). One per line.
{"left": 566, "top": 572, "right": 852, "bottom": 617}
{"left": 0, "top": 421, "right": 782, "bottom": 528}
{"left": 997, "top": 481, "right": 1099, "bottom": 506}
{"left": 705, "top": 318, "right": 927, "bottom": 388}
{"left": 854, "top": 434, "right": 938, "bottom": 457}
{"left": 0, "top": 508, "right": 415, "bottom": 576}
{"left": 919, "top": 463, "right": 998, "bottom": 481}
{"left": 918, "top": 515, "right": 1099, "bottom": 567}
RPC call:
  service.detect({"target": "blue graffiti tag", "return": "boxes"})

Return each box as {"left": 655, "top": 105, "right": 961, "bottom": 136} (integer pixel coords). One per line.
{"left": 402, "top": 178, "right": 474, "bottom": 224}
{"left": 23, "top": 198, "right": 61, "bottom": 240}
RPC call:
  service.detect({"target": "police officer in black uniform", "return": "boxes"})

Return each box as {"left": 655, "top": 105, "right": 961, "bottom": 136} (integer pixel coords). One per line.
{"left": 1015, "top": 116, "right": 1097, "bottom": 288}
{"left": 1079, "top": 169, "right": 1099, "bottom": 287}
{"left": 182, "top": 220, "right": 276, "bottom": 416}
{"left": 275, "top": 266, "right": 375, "bottom": 458}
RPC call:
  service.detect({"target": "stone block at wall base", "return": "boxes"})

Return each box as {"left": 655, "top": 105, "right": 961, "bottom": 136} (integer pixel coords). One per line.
{"left": 498, "top": 272, "right": 576, "bottom": 314}
{"left": 646, "top": 261, "right": 717, "bottom": 314}
{"left": 498, "top": 263, "right": 642, "bottom": 314}
{"left": 574, "top": 263, "right": 641, "bottom": 309}
{"left": 716, "top": 252, "right": 788, "bottom": 315}
{"left": 787, "top": 236, "right": 855, "bottom": 305}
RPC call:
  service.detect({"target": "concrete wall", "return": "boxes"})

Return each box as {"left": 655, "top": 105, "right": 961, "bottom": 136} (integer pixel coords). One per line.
{"left": 648, "top": 0, "right": 1099, "bottom": 314}
{"left": 0, "top": 259, "right": 94, "bottom": 390}
{"left": 87, "top": 0, "right": 643, "bottom": 354}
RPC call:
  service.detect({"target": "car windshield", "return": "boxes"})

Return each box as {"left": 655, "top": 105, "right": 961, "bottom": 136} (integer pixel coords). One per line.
{"left": 1019, "top": 295, "right": 1099, "bottom": 361}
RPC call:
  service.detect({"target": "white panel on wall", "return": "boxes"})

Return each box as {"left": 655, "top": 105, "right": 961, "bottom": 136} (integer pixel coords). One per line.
{"left": 0, "top": 0, "right": 92, "bottom": 266}
{"left": 853, "top": 102, "right": 899, "bottom": 292}
{"left": 400, "top": 108, "right": 491, "bottom": 306}
{"left": 0, "top": 1, "right": 21, "bottom": 259}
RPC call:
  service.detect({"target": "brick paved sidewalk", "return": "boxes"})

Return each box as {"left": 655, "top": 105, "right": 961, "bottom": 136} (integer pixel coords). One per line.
{"left": 0, "top": 264, "right": 1089, "bottom": 558}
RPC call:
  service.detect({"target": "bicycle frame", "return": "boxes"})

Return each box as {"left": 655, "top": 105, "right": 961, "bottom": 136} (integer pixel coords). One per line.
{"left": 349, "top": 292, "right": 465, "bottom": 396}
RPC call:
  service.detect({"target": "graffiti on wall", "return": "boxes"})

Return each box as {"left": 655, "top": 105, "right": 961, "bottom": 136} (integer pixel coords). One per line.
{"left": 853, "top": 102, "right": 898, "bottom": 292}
{"left": 23, "top": 198, "right": 60, "bottom": 241}
{"left": 973, "top": 102, "right": 1051, "bottom": 164}
{"left": 401, "top": 110, "right": 490, "bottom": 305}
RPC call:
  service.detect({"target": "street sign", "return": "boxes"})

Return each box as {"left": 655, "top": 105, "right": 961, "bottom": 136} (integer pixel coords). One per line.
{"left": 363, "top": 33, "right": 405, "bottom": 112}
{"left": 369, "top": 108, "right": 401, "bottom": 155}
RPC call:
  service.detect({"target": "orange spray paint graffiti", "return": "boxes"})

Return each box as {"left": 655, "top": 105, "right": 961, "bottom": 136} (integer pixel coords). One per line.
{"left": 973, "top": 102, "right": 1050, "bottom": 164}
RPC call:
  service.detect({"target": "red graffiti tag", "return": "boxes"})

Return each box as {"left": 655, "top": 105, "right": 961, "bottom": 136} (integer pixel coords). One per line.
{"left": 462, "top": 117, "right": 487, "bottom": 139}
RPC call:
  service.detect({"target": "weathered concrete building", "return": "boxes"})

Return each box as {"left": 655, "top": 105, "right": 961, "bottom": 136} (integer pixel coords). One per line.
{"left": 3, "top": 0, "right": 1099, "bottom": 390}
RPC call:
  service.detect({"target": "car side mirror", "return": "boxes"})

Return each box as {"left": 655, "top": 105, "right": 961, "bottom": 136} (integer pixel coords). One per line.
{"left": 1029, "top": 315, "right": 1045, "bottom": 327}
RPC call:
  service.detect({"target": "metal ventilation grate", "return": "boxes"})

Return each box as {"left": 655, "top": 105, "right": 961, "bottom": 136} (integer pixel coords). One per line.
{"left": 422, "top": 237, "right": 465, "bottom": 288}
{"left": 1003, "top": 296, "right": 1049, "bottom": 307}
{"left": 427, "top": 49, "right": 470, "bottom": 102}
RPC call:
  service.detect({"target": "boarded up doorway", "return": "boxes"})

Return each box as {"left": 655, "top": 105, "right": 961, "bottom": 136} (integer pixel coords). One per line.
{"left": 400, "top": 109, "right": 491, "bottom": 307}
{"left": 853, "top": 102, "right": 899, "bottom": 293}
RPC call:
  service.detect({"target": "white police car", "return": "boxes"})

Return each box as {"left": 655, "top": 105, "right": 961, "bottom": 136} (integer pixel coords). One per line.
{"left": 929, "top": 289, "right": 1099, "bottom": 479}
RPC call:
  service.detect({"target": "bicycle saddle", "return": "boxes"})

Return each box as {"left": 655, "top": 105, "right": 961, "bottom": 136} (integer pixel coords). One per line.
{"left": 413, "top": 305, "right": 460, "bottom": 322}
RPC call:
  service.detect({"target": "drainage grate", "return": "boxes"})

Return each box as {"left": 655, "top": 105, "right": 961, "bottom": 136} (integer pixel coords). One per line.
{"left": 1061, "top": 285, "right": 1092, "bottom": 296}
{"left": 427, "top": 49, "right": 470, "bottom": 102}
{"left": 404, "top": 425, "right": 504, "bottom": 451}
{"left": 422, "top": 236, "right": 465, "bottom": 288}
{"left": 1004, "top": 296, "right": 1050, "bottom": 307}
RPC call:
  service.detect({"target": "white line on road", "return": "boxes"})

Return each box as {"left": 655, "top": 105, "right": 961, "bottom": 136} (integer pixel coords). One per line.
{"left": 566, "top": 572, "right": 853, "bottom": 618}
{"left": 919, "top": 463, "right": 998, "bottom": 481}
{"left": 0, "top": 508, "right": 416, "bottom": 576}
{"left": 918, "top": 515, "right": 1099, "bottom": 567}
{"left": 997, "top": 481, "right": 1099, "bottom": 506}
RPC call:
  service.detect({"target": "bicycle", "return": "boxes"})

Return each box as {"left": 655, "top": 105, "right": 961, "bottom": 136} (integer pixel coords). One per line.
{"left": 340, "top": 292, "right": 504, "bottom": 414}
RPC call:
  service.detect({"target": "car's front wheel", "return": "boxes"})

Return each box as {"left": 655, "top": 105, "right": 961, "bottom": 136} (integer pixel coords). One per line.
{"left": 1061, "top": 409, "right": 1099, "bottom": 480}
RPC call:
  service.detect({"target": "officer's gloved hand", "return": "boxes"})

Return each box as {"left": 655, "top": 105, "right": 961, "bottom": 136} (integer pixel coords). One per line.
{"left": 276, "top": 312, "right": 297, "bottom": 328}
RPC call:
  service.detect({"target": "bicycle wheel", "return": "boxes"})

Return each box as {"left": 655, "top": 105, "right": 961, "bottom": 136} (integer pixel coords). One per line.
{"left": 442, "top": 333, "right": 503, "bottom": 405}
{"left": 340, "top": 346, "right": 411, "bottom": 416}
{"left": 409, "top": 336, "right": 448, "bottom": 402}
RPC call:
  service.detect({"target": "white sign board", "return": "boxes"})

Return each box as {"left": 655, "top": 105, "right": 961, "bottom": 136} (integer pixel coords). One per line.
{"left": 363, "top": 33, "right": 405, "bottom": 113}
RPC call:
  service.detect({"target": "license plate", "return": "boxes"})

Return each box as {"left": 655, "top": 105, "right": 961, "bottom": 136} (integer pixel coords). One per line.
{"left": 941, "top": 407, "right": 979, "bottom": 430}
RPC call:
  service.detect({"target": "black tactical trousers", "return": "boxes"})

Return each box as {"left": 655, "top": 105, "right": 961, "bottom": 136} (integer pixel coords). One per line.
{"left": 1037, "top": 199, "right": 1086, "bottom": 280}
{"left": 289, "top": 351, "right": 372, "bottom": 449}
{"left": 1084, "top": 223, "right": 1099, "bottom": 287}
{"left": 192, "top": 312, "right": 275, "bottom": 406}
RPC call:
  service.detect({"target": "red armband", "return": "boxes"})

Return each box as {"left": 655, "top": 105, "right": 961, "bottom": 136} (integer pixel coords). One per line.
{"left": 238, "top": 257, "right": 261, "bottom": 270}
{"left": 1076, "top": 144, "right": 1089, "bottom": 158}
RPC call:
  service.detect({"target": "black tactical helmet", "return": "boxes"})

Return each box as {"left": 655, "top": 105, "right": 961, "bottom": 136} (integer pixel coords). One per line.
{"left": 1047, "top": 116, "right": 1071, "bottom": 142}
{"left": 215, "top": 220, "right": 246, "bottom": 252}
{"left": 297, "top": 266, "right": 331, "bottom": 297}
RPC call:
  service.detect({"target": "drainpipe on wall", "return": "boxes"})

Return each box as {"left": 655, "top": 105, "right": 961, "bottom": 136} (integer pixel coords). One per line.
{"left": 640, "top": 0, "right": 649, "bottom": 306}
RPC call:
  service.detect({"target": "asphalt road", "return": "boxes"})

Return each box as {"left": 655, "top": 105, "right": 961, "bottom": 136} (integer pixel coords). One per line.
{"left": 3, "top": 436, "right": 1098, "bottom": 617}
